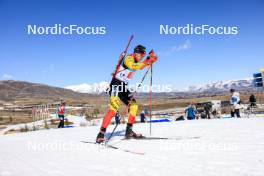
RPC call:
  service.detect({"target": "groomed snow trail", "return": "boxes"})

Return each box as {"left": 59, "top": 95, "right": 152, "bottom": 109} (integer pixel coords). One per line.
{"left": 1, "top": 118, "right": 264, "bottom": 176}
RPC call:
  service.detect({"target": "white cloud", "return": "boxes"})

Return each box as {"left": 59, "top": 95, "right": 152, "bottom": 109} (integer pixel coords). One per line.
{"left": 158, "top": 40, "right": 192, "bottom": 56}
{"left": 2, "top": 74, "right": 14, "bottom": 79}
{"left": 42, "top": 64, "right": 55, "bottom": 73}
{"left": 173, "top": 40, "right": 191, "bottom": 52}
{"left": 65, "top": 81, "right": 109, "bottom": 94}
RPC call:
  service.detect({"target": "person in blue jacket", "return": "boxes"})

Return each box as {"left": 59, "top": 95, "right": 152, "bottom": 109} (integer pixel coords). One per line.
{"left": 185, "top": 103, "right": 197, "bottom": 120}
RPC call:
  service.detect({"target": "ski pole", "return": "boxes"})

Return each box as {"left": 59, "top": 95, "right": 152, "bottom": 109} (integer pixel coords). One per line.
{"left": 106, "top": 112, "right": 121, "bottom": 142}
{"left": 106, "top": 121, "right": 119, "bottom": 143}
{"left": 149, "top": 65, "right": 153, "bottom": 135}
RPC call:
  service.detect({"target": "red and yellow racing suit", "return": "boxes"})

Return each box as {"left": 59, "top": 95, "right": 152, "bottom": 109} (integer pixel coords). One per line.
{"left": 101, "top": 54, "right": 148, "bottom": 128}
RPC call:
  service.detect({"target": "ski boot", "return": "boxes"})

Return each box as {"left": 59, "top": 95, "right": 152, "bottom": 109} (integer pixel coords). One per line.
{"left": 125, "top": 124, "right": 143, "bottom": 139}
{"left": 96, "top": 128, "right": 106, "bottom": 143}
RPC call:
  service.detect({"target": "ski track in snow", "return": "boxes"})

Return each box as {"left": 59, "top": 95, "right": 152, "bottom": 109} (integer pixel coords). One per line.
{"left": 1, "top": 118, "right": 264, "bottom": 176}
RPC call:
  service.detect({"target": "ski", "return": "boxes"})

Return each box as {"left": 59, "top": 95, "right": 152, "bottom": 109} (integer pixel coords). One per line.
{"left": 121, "top": 136, "right": 201, "bottom": 140}
{"left": 122, "top": 136, "right": 168, "bottom": 140}
{"left": 80, "top": 141, "right": 145, "bottom": 155}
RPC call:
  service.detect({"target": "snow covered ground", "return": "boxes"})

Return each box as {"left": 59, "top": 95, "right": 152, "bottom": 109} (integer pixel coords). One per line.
{"left": 1, "top": 117, "right": 264, "bottom": 176}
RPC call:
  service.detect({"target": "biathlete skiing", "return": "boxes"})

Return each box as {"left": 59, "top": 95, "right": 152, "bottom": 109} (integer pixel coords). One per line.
{"left": 96, "top": 42, "right": 158, "bottom": 143}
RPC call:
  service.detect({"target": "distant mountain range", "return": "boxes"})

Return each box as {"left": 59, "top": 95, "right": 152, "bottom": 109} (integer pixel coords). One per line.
{"left": 65, "top": 78, "right": 254, "bottom": 94}
{"left": 0, "top": 78, "right": 255, "bottom": 103}
{"left": 0, "top": 80, "right": 91, "bottom": 102}
{"left": 179, "top": 78, "right": 253, "bottom": 93}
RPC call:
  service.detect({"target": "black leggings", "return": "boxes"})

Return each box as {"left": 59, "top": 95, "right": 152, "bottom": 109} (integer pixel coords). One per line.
{"left": 109, "top": 78, "right": 136, "bottom": 105}
{"left": 58, "top": 114, "right": 65, "bottom": 128}
{"left": 231, "top": 109, "right": 240, "bottom": 118}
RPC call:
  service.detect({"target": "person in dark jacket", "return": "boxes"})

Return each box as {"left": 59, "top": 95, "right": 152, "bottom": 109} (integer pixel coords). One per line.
{"left": 204, "top": 103, "right": 212, "bottom": 119}
{"left": 140, "top": 110, "right": 146, "bottom": 123}
{"left": 249, "top": 94, "right": 257, "bottom": 107}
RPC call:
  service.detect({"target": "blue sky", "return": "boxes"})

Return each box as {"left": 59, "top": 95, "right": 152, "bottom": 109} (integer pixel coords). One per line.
{"left": 0, "top": 0, "right": 263, "bottom": 89}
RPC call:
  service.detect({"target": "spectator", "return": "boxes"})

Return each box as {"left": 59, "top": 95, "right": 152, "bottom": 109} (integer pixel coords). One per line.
{"left": 57, "top": 101, "right": 66, "bottom": 128}
{"left": 185, "top": 103, "right": 197, "bottom": 120}
{"left": 115, "top": 111, "right": 120, "bottom": 125}
{"left": 204, "top": 103, "right": 212, "bottom": 119}
{"left": 200, "top": 112, "right": 206, "bottom": 119}
{"left": 140, "top": 110, "right": 145, "bottom": 123}
{"left": 249, "top": 94, "right": 257, "bottom": 108}
{"left": 230, "top": 89, "right": 241, "bottom": 118}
